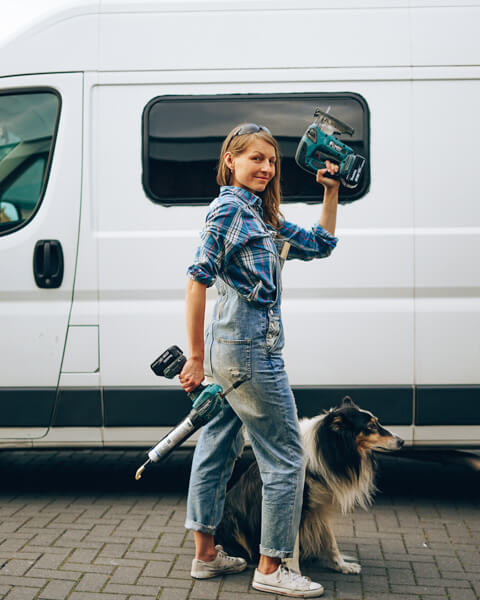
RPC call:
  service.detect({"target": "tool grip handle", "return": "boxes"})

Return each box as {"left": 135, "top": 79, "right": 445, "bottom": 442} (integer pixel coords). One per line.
{"left": 187, "top": 383, "right": 205, "bottom": 403}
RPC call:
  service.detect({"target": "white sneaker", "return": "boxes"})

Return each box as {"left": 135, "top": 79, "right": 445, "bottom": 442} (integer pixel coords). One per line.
{"left": 191, "top": 545, "right": 247, "bottom": 579}
{"left": 252, "top": 563, "right": 324, "bottom": 597}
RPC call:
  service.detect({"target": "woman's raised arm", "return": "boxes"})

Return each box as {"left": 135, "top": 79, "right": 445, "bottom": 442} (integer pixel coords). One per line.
{"left": 316, "top": 162, "right": 340, "bottom": 236}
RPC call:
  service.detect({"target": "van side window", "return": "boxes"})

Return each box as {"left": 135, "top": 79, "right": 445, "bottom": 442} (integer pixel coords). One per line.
{"left": 0, "top": 91, "right": 59, "bottom": 235}
{"left": 143, "top": 93, "right": 369, "bottom": 205}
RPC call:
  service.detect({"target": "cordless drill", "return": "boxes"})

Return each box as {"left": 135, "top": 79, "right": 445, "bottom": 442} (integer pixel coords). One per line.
{"left": 295, "top": 107, "right": 366, "bottom": 188}
{"left": 135, "top": 345, "right": 244, "bottom": 480}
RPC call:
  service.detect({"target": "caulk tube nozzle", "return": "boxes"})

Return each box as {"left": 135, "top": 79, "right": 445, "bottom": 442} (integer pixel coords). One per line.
{"left": 147, "top": 410, "right": 203, "bottom": 463}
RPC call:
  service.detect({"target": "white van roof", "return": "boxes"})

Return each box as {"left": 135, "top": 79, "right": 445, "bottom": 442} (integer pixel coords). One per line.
{"left": 0, "top": 0, "right": 478, "bottom": 78}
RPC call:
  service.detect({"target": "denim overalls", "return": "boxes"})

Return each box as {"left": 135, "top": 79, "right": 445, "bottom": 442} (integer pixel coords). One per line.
{"left": 185, "top": 206, "right": 305, "bottom": 559}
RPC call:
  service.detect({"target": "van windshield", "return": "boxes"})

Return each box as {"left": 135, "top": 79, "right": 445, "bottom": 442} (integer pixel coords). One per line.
{"left": 0, "top": 91, "right": 59, "bottom": 233}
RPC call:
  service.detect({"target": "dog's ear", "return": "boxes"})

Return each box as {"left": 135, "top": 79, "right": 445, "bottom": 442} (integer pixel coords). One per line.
{"left": 331, "top": 415, "right": 344, "bottom": 431}
{"left": 341, "top": 395, "right": 358, "bottom": 408}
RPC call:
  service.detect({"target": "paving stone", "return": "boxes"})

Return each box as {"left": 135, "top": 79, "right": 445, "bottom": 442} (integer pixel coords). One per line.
{"left": 447, "top": 589, "right": 477, "bottom": 600}
{"left": 0, "top": 539, "right": 29, "bottom": 552}
{"left": 0, "top": 560, "right": 35, "bottom": 576}
{"left": 437, "top": 556, "right": 465, "bottom": 572}
{"left": 148, "top": 578, "right": 191, "bottom": 589}
{"left": 388, "top": 568, "right": 416, "bottom": 585}
{"left": 412, "top": 562, "right": 440, "bottom": 578}
{"left": 62, "top": 563, "right": 114, "bottom": 575}
{"left": 38, "top": 580, "right": 75, "bottom": 600}
{"left": 26, "top": 568, "right": 81, "bottom": 580}
{"left": 142, "top": 561, "right": 172, "bottom": 578}
{"left": 334, "top": 578, "right": 363, "bottom": 598}
{"left": 0, "top": 576, "right": 47, "bottom": 588}
{"left": 158, "top": 589, "right": 190, "bottom": 600}
{"left": 95, "top": 558, "right": 145, "bottom": 568}
{"left": 103, "top": 583, "right": 158, "bottom": 595}
{"left": 390, "top": 584, "right": 448, "bottom": 596}
{"left": 109, "top": 565, "right": 143, "bottom": 584}
{"left": 165, "top": 567, "right": 191, "bottom": 580}
{"left": 190, "top": 579, "right": 221, "bottom": 599}
{"left": 359, "top": 575, "right": 389, "bottom": 590}
{"left": 218, "top": 593, "right": 273, "bottom": 600}
{"left": 361, "top": 595, "right": 418, "bottom": 600}
{"left": 4, "top": 586, "right": 39, "bottom": 600}
{"left": 97, "top": 543, "right": 129, "bottom": 558}
{"left": 381, "top": 538, "right": 407, "bottom": 553}
{"left": 456, "top": 551, "right": 480, "bottom": 566}
{"left": 69, "top": 548, "right": 100, "bottom": 563}
{"left": 158, "top": 533, "right": 185, "bottom": 547}
{"left": 125, "top": 551, "right": 173, "bottom": 562}
{"left": 128, "top": 538, "right": 157, "bottom": 553}
{"left": 75, "top": 573, "right": 110, "bottom": 593}
{"left": 29, "top": 532, "right": 62, "bottom": 546}
{"left": 416, "top": 577, "right": 471, "bottom": 588}
{"left": 35, "top": 551, "right": 72, "bottom": 569}
{"left": 69, "top": 593, "right": 127, "bottom": 600}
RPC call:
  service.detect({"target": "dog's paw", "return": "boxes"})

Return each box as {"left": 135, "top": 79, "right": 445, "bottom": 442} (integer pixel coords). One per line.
{"left": 339, "top": 560, "right": 361, "bottom": 574}
{"left": 331, "top": 559, "right": 362, "bottom": 574}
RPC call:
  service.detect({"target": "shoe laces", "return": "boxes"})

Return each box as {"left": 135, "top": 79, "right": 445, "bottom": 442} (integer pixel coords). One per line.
{"left": 279, "top": 562, "right": 311, "bottom": 585}
{"left": 215, "top": 545, "right": 237, "bottom": 563}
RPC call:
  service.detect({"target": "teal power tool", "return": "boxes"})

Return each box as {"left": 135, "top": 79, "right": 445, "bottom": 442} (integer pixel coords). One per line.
{"left": 295, "top": 107, "right": 366, "bottom": 189}
{"left": 135, "top": 345, "right": 244, "bottom": 480}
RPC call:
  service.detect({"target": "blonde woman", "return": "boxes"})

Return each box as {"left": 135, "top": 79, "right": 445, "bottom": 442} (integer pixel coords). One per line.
{"left": 179, "top": 124, "right": 339, "bottom": 597}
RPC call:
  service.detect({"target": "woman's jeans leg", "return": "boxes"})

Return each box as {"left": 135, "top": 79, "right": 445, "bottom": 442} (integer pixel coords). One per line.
{"left": 185, "top": 402, "right": 244, "bottom": 534}
{"left": 221, "top": 348, "right": 305, "bottom": 559}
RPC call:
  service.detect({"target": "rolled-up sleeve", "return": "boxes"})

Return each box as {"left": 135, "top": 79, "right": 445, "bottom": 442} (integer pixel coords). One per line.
{"left": 278, "top": 219, "right": 338, "bottom": 260}
{"left": 187, "top": 200, "right": 242, "bottom": 287}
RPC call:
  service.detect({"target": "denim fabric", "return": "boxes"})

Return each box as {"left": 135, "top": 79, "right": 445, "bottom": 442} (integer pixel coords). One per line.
{"left": 185, "top": 234, "right": 305, "bottom": 558}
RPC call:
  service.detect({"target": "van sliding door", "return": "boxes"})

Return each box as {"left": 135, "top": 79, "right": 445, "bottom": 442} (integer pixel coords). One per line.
{"left": 0, "top": 73, "right": 83, "bottom": 441}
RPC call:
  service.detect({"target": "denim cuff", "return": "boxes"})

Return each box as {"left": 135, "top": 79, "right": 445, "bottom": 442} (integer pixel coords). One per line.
{"left": 259, "top": 544, "right": 293, "bottom": 559}
{"left": 184, "top": 518, "right": 216, "bottom": 534}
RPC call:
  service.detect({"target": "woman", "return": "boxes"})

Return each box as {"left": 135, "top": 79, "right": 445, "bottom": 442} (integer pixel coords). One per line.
{"left": 179, "top": 123, "right": 340, "bottom": 597}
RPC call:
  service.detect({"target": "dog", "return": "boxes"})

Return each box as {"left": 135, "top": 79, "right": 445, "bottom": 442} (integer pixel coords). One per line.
{"left": 215, "top": 396, "right": 404, "bottom": 574}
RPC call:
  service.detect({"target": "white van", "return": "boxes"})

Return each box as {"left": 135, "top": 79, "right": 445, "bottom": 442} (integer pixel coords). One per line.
{"left": 1, "top": 0, "right": 479, "bottom": 450}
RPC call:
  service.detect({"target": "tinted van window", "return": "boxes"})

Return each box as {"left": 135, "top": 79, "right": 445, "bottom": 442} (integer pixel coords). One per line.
{"left": 0, "top": 91, "right": 59, "bottom": 234}
{"left": 143, "top": 93, "right": 369, "bottom": 205}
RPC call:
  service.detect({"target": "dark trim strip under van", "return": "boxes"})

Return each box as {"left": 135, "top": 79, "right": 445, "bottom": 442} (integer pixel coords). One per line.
{"left": 1, "top": 386, "right": 480, "bottom": 429}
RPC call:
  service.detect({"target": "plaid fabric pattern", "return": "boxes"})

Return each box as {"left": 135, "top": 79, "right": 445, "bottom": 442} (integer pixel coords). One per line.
{"left": 187, "top": 186, "right": 338, "bottom": 306}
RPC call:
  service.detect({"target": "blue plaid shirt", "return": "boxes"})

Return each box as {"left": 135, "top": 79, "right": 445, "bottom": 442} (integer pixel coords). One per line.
{"left": 187, "top": 186, "right": 338, "bottom": 306}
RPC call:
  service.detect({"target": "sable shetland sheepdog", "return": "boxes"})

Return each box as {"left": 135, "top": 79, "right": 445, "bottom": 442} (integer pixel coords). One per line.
{"left": 215, "top": 397, "right": 404, "bottom": 574}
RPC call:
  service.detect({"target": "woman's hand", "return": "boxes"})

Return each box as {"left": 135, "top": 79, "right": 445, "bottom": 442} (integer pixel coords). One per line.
{"left": 316, "top": 160, "right": 341, "bottom": 191}
{"left": 179, "top": 357, "right": 204, "bottom": 393}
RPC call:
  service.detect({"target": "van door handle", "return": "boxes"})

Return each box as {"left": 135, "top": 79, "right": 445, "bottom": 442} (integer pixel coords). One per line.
{"left": 33, "top": 240, "right": 64, "bottom": 289}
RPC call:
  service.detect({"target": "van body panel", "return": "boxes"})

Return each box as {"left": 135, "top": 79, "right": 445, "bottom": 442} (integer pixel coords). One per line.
{"left": 98, "top": 7, "right": 410, "bottom": 71}
{"left": 5, "top": 2, "right": 478, "bottom": 78}
{"left": 412, "top": 79, "right": 480, "bottom": 386}
{"left": 62, "top": 326, "right": 99, "bottom": 373}
{"left": 411, "top": 6, "right": 480, "bottom": 66}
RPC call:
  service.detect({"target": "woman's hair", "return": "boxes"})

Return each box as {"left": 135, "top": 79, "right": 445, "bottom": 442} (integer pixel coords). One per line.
{"left": 216, "top": 125, "right": 283, "bottom": 229}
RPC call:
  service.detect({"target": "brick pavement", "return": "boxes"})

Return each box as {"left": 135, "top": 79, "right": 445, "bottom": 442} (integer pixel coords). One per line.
{"left": 0, "top": 449, "right": 478, "bottom": 600}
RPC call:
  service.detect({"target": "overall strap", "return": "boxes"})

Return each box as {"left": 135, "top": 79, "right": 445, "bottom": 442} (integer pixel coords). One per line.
{"left": 280, "top": 241, "right": 290, "bottom": 270}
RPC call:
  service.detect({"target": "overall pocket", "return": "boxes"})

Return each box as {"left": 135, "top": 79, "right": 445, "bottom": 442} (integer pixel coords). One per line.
{"left": 214, "top": 338, "right": 252, "bottom": 384}
{"left": 266, "top": 310, "right": 284, "bottom": 353}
